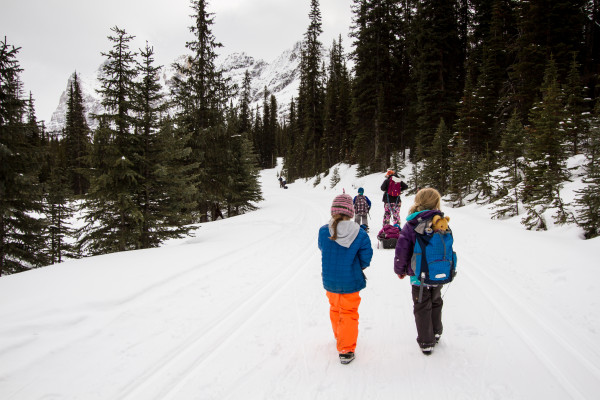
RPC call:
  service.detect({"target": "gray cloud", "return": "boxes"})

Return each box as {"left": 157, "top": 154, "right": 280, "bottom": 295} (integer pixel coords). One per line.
{"left": 2, "top": 0, "right": 352, "bottom": 123}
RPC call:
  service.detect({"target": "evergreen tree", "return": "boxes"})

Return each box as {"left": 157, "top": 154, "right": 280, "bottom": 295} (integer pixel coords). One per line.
{"left": 564, "top": 53, "right": 587, "bottom": 155}
{"left": 575, "top": 98, "right": 600, "bottom": 238}
{"left": 0, "top": 38, "right": 48, "bottom": 274}
{"left": 269, "top": 94, "right": 279, "bottom": 159}
{"left": 492, "top": 110, "right": 525, "bottom": 218}
{"left": 453, "top": 63, "right": 478, "bottom": 183}
{"left": 298, "top": 0, "right": 325, "bottom": 176}
{"left": 323, "top": 37, "right": 352, "bottom": 167}
{"left": 407, "top": 135, "right": 426, "bottom": 194}
{"left": 350, "top": 0, "right": 403, "bottom": 172}
{"left": 238, "top": 70, "right": 252, "bottom": 136}
{"left": 79, "top": 26, "right": 142, "bottom": 255}
{"left": 171, "top": 0, "right": 232, "bottom": 221}
{"left": 256, "top": 87, "right": 276, "bottom": 168}
{"left": 225, "top": 118, "right": 263, "bottom": 216}
{"left": 44, "top": 138, "right": 77, "bottom": 263}
{"left": 421, "top": 119, "right": 452, "bottom": 193}
{"left": 447, "top": 131, "right": 472, "bottom": 206}
{"left": 522, "top": 57, "right": 568, "bottom": 230}
{"left": 329, "top": 166, "right": 341, "bottom": 188}
{"left": 473, "top": 144, "right": 495, "bottom": 203}
{"left": 63, "top": 72, "right": 90, "bottom": 196}
{"left": 512, "top": 0, "right": 587, "bottom": 121}
{"left": 283, "top": 98, "right": 301, "bottom": 182}
{"left": 411, "top": 0, "right": 463, "bottom": 150}
{"left": 133, "top": 42, "right": 197, "bottom": 247}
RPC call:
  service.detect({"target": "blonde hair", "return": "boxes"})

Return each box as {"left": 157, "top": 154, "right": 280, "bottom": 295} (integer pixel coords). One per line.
{"left": 409, "top": 187, "right": 441, "bottom": 214}
{"left": 329, "top": 214, "right": 351, "bottom": 240}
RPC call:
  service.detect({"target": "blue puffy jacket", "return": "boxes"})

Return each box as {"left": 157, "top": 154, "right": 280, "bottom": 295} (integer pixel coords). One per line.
{"left": 318, "top": 222, "right": 373, "bottom": 294}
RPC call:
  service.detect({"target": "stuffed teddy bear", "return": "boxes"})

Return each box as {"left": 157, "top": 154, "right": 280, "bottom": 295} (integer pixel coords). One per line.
{"left": 432, "top": 215, "right": 450, "bottom": 232}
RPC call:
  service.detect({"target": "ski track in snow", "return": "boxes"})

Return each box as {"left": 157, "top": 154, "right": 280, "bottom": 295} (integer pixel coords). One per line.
{"left": 0, "top": 161, "right": 599, "bottom": 400}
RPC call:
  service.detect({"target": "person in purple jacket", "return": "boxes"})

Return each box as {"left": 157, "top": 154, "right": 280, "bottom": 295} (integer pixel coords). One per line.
{"left": 394, "top": 188, "right": 447, "bottom": 355}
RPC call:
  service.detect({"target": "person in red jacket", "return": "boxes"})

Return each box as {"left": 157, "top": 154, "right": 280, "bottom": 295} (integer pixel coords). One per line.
{"left": 380, "top": 170, "right": 408, "bottom": 227}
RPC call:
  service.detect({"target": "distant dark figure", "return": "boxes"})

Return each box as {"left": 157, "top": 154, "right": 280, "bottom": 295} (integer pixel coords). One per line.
{"left": 278, "top": 176, "right": 288, "bottom": 189}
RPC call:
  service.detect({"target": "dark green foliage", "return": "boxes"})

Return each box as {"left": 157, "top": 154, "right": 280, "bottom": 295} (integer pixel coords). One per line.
{"left": 133, "top": 43, "right": 198, "bottom": 247}
{"left": 64, "top": 72, "right": 90, "bottom": 195}
{"left": 492, "top": 110, "right": 525, "bottom": 219}
{"left": 511, "top": 0, "right": 587, "bottom": 122}
{"left": 564, "top": 53, "right": 588, "bottom": 155}
{"left": 350, "top": 0, "right": 409, "bottom": 172}
{"left": 322, "top": 37, "right": 352, "bottom": 168}
{"left": 447, "top": 131, "right": 472, "bottom": 206}
{"left": 412, "top": 0, "right": 463, "bottom": 151}
{"left": 420, "top": 119, "right": 452, "bottom": 193}
{"left": 283, "top": 99, "right": 302, "bottom": 182}
{"left": 79, "top": 26, "right": 142, "bottom": 255}
{"left": 44, "top": 138, "right": 77, "bottom": 263}
{"left": 522, "top": 57, "right": 569, "bottom": 230}
{"left": 238, "top": 70, "right": 252, "bottom": 136}
{"left": 298, "top": 0, "right": 325, "bottom": 177}
{"left": 224, "top": 113, "right": 263, "bottom": 215}
{"left": 254, "top": 87, "right": 276, "bottom": 168}
{"left": 171, "top": 0, "right": 233, "bottom": 221}
{"left": 575, "top": 100, "right": 600, "bottom": 238}
{"left": 0, "top": 38, "right": 48, "bottom": 274}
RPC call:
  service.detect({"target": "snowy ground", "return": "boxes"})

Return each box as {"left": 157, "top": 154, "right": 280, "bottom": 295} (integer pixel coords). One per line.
{"left": 1, "top": 161, "right": 599, "bottom": 400}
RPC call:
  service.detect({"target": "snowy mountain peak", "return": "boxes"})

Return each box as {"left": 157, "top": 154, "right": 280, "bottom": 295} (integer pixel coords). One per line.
{"left": 47, "top": 42, "right": 303, "bottom": 135}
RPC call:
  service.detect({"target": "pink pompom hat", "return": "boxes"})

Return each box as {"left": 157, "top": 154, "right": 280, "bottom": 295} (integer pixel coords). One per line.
{"left": 331, "top": 192, "right": 354, "bottom": 218}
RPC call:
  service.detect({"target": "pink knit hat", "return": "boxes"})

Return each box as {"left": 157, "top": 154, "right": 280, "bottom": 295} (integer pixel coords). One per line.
{"left": 331, "top": 193, "right": 354, "bottom": 218}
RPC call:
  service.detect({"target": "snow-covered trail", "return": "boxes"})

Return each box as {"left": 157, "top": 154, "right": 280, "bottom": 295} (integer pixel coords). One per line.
{"left": 0, "top": 163, "right": 599, "bottom": 399}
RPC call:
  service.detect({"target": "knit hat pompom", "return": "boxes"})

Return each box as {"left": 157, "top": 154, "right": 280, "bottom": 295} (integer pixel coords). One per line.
{"left": 331, "top": 193, "right": 354, "bottom": 218}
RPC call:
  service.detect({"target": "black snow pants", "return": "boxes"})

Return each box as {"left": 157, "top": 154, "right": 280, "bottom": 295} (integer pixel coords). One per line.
{"left": 411, "top": 284, "right": 443, "bottom": 348}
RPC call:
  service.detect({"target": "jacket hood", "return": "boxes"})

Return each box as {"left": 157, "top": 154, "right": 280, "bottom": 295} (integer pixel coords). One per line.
{"left": 328, "top": 220, "right": 360, "bottom": 248}
{"left": 406, "top": 209, "right": 442, "bottom": 223}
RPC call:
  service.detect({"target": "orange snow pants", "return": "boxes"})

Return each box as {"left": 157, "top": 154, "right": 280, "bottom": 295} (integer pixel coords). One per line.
{"left": 326, "top": 291, "right": 361, "bottom": 353}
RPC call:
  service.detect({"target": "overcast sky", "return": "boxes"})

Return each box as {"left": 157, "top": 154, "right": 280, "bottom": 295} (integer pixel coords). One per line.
{"left": 2, "top": 0, "right": 354, "bottom": 123}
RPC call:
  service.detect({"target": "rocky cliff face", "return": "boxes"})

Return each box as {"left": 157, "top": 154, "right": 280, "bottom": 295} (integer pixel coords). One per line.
{"left": 47, "top": 41, "right": 302, "bottom": 135}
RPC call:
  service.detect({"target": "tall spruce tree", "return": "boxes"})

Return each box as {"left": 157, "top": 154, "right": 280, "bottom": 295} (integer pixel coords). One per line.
{"left": 298, "top": 0, "right": 325, "bottom": 176}
{"left": 44, "top": 138, "right": 76, "bottom": 263}
{"left": 512, "top": 0, "right": 587, "bottom": 122}
{"left": 522, "top": 57, "right": 568, "bottom": 230}
{"left": 492, "top": 110, "right": 525, "bottom": 219}
{"left": 283, "top": 98, "right": 302, "bottom": 182}
{"left": 575, "top": 97, "right": 600, "bottom": 238}
{"left": 447, "top": 131, "right": 472, "bottom": 206}
{"left": 224, "top": 109, "right": 263, "bottom": 216}
{"left": 256, "top": 86, "right": 275, "bottom": 168}
{"left": 322, "top": 37, "right": 352, "bottom": 167}
{"left": 238, "top": 70, "right": 252, "bottom": 136}
{"left": 79, "top": 26, "right": 142, "bottom": 255}
{"left": 350, "top": 0, "right": 402, "bottom": 172}
{"left": 421, "top": 119, "right": 452, "bottom": 193}
{"left": 63, "top": 72, "right": 90, "bottom": 196}
{"left": 133, "top": 42, "right": 197, "bottom": 247}
{"left": 411, "top": 0, "right": 463, "bottom": 151}
{"left": 171, "top": 0, "right": 232, "bottom": 221}
{"left": 564, "top": 53, "right": 588, "bottom": 155}
{"left": 0, "top": 38, "right": 48, "bottom": 274}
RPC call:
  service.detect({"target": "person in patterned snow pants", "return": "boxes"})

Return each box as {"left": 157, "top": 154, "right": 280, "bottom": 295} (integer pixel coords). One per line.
{"left": 380, "top": 170, "right": 408, "bottom": 226}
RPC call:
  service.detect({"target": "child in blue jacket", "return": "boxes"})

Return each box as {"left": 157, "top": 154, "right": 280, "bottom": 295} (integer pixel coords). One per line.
{"left": 318, "top": 193, "right": 373, "bottom": 364}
